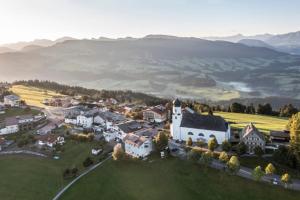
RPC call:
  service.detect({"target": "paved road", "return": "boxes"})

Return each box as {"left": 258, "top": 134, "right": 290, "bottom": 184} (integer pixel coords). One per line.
{"left": 0, "top": 150, "right": 47, "bottom": 157}
{"left": 211, "top": 160, "right": 300, "bottom": 190}
{"left": 52, "top": 155, "right": 112, "bottom": 200}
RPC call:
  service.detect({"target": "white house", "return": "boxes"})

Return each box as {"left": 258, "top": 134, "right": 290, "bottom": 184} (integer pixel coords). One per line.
{"left": 0, "top": 117, "right": 19, "bottom": 135}
{"left": 37, "top": 135, "right": 65, "bottom": 148}
{"left": 76, "top": 112, "right": 93, "bottom": 128}
{"left": 170, "top": 99, "right": 230, "bottom": 144}
{"left": 114, "top": 120, "right": 143, "bottom": 140}
{"left": 4, "top": 95, "right": 21, "bottom": 107}
{"left": 143, "top": 105, "right": 167, "bottom": 123}
{"left": 124, "top": 133, "right": 153, "bottom": 158}
{"left": 65, "top": 115, "right": 77, "bottom": 125}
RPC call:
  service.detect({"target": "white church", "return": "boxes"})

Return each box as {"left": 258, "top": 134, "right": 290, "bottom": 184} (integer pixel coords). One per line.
{"left": 170, "top": 99, "right": 230, "bottom": 144}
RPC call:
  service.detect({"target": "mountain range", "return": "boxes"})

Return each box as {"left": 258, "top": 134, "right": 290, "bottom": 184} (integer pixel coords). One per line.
{"left": 204, "top": 31, "right": 300, "bottom": 55}
{"left": 0, "top": 34, "right": 299, "bottom": 102}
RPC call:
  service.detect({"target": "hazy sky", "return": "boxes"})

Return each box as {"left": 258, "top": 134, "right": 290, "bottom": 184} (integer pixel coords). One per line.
{"left": 1, "top": 0, "right": 300, "bottom": 44}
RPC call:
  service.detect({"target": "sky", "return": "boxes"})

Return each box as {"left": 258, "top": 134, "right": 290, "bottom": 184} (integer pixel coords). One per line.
{"left": 1, "top": 0, "right": 300, "bottom": 44}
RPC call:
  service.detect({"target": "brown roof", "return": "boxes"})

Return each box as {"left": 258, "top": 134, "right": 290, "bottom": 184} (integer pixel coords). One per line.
{"left": 242, "top": 123, "right": 265, "bottom": 141}
{"left": 124, "top": 133, "right": 147, "bottom": 147}
{"left": 36, "top": 134, "right": 59, "bottom": 143}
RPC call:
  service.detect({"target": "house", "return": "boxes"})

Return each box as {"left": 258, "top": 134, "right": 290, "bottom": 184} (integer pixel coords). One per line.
{"left": 37, "top": 134, "right": 65, "bottom": 148}
{"left": 143, "top": 105, "right": 167, "bottom": 123}
{"left": 91, "top": 148, "right": 102, "bottom": 155}
{"left": 241, "top": 123, "right": 266, "bottom": 153}
{"left": 170, "top": 99, "right": 230, "bottom": 144}
{"left": 115, "top": 120, "right": 143, "bottom": 140}
{"left": 270, "top": 131, "right": 290, "bottom": 142}
{"left": 0, "top": 117, "right": 19, "bottom": 135}
{"left": 17, "top": 115, "right": 34, "bottom": 131}
{"left": 76, "top": 112, "right": 93, "bottom": 128}
{"left": 93, "top": 111, "right": 126, "bottom": 129}
{"left": 64, "top": 114, "right": 77, "bottom": 125}
{"left": 4, "top": 95, "right": 21, "bottom": 107}
{"left": 124, "top": 133, "right": 153, "bottom": 158}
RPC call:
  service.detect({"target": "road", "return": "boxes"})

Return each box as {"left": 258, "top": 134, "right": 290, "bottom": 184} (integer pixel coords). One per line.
{"left": 211, "top": 160, "right": 300, "bottom": 190}
{"left": 52, "top": 155, "right": 112, "bottom": 200}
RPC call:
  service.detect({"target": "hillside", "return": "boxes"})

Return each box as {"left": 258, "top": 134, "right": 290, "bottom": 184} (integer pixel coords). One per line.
{"left": 0, "top": 36, "right": 299, "bottom": 101}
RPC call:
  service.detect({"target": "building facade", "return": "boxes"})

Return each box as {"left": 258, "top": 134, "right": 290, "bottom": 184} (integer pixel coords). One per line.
{"left": 170, "top": 99, "right": 230, "bottom": 144}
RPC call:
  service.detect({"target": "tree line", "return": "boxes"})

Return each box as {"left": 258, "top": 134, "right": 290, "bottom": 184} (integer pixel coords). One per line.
{"left": 13, "top": 80, "right": 168, "bottom": 106}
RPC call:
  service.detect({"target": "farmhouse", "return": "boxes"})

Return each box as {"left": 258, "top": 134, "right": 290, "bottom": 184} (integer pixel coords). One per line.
{"left": 4, "top": 95, "right": 21, "bottom": 107}
{"left": 0, "top": 117, "right": 19, "bottom": 135}
{"left": 143, "top": 105, "right": 167, "bottom": 123}
{"left": 241, "top": 123, "right": 266, "bottom": 153}
{"left": 37, "top": 134, "right": 65, "bottom": 148}
{"left": 76, "top": 113, "right": 93, "bottom": 128}
{"left": 170, "top": 99, "right": 230, "bottom": 144}
{"left": 124, "top": 133, "right": 153, "bottom": 158}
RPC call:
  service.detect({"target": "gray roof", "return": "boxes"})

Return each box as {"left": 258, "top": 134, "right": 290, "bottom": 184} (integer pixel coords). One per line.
{"left": 117, "top": 121, "right": 142, "bottom": 133}
{"left": 180, "top": 111, "right": 228, "bottom": 132}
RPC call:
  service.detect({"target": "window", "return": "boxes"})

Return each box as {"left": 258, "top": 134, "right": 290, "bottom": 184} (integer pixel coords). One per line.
{"left": 209, "top": 134, "right": 216, "bottom": 138}
{"left": 198, "top": 133, "right": 204, "bottom": 137}
{"left": 188, "top": 132, "right": 194, "bottom": 135}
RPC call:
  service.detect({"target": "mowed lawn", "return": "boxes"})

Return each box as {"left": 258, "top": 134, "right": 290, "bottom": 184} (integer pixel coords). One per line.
{"left": 10, "top": 85, "right": 64, "bottom": 108}
{"left": 61, "top": 158, "right": 300, "bottom": 200}
{"left": 0, "top": 140, "right": 100, "bottom": 200}
{"left": 213, "top": 112, "right": 288, "bottom": 133}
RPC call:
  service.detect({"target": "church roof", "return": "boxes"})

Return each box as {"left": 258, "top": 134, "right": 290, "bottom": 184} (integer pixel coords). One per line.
{"left": 180, "top": 111, "right": 228, "bottom": 132}
{"left": 173, "top": 98, "right": 181, "bottom": 107}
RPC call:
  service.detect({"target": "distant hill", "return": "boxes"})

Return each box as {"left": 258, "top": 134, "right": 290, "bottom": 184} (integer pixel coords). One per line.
{"left": 0, "top": 36, "right": 299, "bottom": 102}
{"left": 204, "top": 31, "right": 300, "bottom": 55}
{"left": 21, "top": 45, "right": 44, "bottom": 52}
{"left": 0, "top": 37, "right": 77, "bottom": 50}
{"left": 0, "top": 47, "right": 15, "bottom": 54}
{"left": 238, "top": 39, "right": 274, "bottom": 49}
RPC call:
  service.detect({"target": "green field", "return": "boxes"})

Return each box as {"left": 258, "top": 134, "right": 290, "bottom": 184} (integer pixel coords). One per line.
{"left": 212, "top": 112, "right": 288, "bottom": 133}
{"left": 0, "top": 140, "right": 102, "bottom": 200}
{"left": 60, "top": 157, "right": 300, "bottom": 200}
{"left": 10, "top": 85, "right": 65, "bottom": 108}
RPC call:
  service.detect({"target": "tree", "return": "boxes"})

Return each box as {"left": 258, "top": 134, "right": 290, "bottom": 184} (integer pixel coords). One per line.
{"left": 219, "top": 151, "right": 229, "bottom": 163}
{"left": 236, "top": 142, "right": 247, "bottom": 155}
{"left": 199, "top": 151, "right": 213, "bottom": 167}
{"left": 257, "top": 103, "right": 273, "bottom": 115}
{"left": 252, "top": 166, "right": 264, "bottom": 181}
{"left": 281, "top": 173, "right": 292, "bottom": 188}
{"left": 83, "top": 157, "right": 94, "bottom": 167}
{"left": 273, "top": 145, "right": 298, "bottom": 169}
{"left": 230, "top": 102, "right": 246, "bottom": 113}
{"left": 279, "top": 104, "right": 298, "bottom": 118}
{"left": 265, "top": 163, "right": 276, "bottom": 176}
{"left": 196, "top": 140, "right": 205, "bottom": 148}
{"left": 227, "top": 156, "right": 240, "bottom": 174}
{"left": 221, "top": 140, "right": 231, "bottom": 152}
{"left": 112, "top": 143, "right": 125, "bottom": 161}
{"left": 154, "top": 131, "right": 169, "bottom": 151}
{"left": 208, "top": 137, "right": 218, "bottom": 151}
{"left": 186, "top": 137, "right": 193, "bottom": 146}
{"left": 288, "top": 112, "right": 300, "bottom": 166}
{"left": 245, "top": 104, "right": 256, "bottom": 114}
{"left": 208, "top": 108, "right": 213, "bottom": 116}
{"left": 253, "top": 146, "right": 264, "bottom": 157}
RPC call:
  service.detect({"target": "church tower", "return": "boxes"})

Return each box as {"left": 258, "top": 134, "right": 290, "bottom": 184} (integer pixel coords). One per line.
{"left": 171, "top": 98, "right": 182, "bottom": 141}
